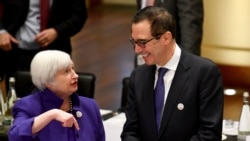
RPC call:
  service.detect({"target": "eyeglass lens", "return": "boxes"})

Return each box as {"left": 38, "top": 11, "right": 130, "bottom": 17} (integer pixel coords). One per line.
{"left": 129, "top": 37, "right": 155, "bottom": 48}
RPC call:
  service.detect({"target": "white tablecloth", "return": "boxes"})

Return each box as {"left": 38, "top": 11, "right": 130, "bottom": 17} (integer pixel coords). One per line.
{"left": 100, "top": 109, "right": 113, "bottom": 116}
{"left": 103, "top": 113, "right": 126, "bottom": 141}
{"left": 103, "top": 117, "right": 238, "bottom": 141}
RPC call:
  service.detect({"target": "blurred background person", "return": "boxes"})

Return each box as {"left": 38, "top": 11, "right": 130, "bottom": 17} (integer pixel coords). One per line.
{"left": 8, "top": 50, "right": 105, "bottom": 141}
{"left": 0, "top": 0, "right": 88, "bottom": 90}
{"left": 135, "top": 0, "right": 203, "bottom": 67}
{"left": 121, "top": 6, "right": 223, "bottom": 141}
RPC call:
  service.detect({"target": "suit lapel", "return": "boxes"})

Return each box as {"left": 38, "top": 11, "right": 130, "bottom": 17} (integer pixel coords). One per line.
{"left": 158, "top": 50, "right": 191, "bottom": 137}
{"left": 141, "top": 65, "right": 159, "bottom": 135}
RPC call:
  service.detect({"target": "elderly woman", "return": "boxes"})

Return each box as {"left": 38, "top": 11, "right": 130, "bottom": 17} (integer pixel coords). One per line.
{"left": 8, "top": 50, "right": 105, "bottom": 141}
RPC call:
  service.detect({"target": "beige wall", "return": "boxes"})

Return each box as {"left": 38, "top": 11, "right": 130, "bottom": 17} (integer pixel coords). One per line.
{"left": 102, "top": 0, "right": 250, "bottom": 67}
{"left": 202, "top": 0, "right": 250, "bottom": 67}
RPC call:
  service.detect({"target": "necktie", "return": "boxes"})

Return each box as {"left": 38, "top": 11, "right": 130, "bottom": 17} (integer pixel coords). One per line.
{"left": 40, "top": 0, "right": 50, "bottom": 31}
{"left": 154, "top": 68, "right": 168, "bottom": 130}
{"left": 147, "top": 0, "right": 155, "bottom": 6}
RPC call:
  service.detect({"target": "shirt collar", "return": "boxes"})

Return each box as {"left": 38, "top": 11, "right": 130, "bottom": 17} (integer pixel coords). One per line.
{"left": 40, "top": 89, "right": 80, "bottom": 110}
{"left": 156, "top": 43, "right": 181, "bottom": 71}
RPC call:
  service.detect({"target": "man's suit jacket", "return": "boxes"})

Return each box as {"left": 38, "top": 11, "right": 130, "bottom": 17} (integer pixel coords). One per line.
{"left": 121, "top": 50, "right": 224, "bottom": 141}
{"left": 0, "top": 0, "right": 87, "bottom": 54}
{"left": 136, "top": 0, "right": 203, "bottom": 55}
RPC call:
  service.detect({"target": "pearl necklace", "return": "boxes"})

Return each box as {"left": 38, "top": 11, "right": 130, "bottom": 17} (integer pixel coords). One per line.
{"left": 69, "top": 97, "right": 73, "bottom": 114}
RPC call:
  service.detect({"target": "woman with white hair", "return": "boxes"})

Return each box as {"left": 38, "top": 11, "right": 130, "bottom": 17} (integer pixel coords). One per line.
{"left": 8, "top": 50, "right": 105, "bottom": 141}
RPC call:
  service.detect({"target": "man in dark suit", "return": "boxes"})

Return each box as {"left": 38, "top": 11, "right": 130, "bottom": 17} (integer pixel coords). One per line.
{"left": 135, "top": 0, "right": 203, "bottom": 67}
{"left": 0, "top": 0, "right": 87, "bottom": 84}
{"left": 121, "top": 6, "right": 224, "bottom": 141}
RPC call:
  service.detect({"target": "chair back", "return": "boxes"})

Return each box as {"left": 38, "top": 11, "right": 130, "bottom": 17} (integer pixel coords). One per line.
{"left": 77, "top": 72, "right": 96, "bottom": 98}
{"left": 119, "top": 77, "right": 130, "bottom": 112}
{"left": 13, "top": 71, "right": 96, "bottom": 98}
{"left": 14, "top": 71, "right": 34, "bottom": 98}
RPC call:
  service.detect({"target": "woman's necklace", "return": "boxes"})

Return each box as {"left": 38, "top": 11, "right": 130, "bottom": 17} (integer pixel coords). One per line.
{"left": 69, "top": 97, "right": 73, "bottom": 114}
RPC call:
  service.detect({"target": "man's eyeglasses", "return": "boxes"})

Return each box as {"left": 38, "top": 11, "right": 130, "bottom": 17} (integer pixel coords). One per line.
{"left": 129, "top": 33, "right": 163, "bottom": 48}
{"left": 129, "top": 37, "right": 155, "bottom": 48}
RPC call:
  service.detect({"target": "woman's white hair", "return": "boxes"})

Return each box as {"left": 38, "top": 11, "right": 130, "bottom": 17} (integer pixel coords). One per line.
{"left": 30, "top": 50, "right": 72, "bottom": 90}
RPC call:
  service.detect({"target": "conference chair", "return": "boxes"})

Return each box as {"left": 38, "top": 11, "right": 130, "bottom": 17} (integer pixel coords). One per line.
{"left": 77, "top": 72, "right": 96, "bottom": 98}
{"left": 14, "top": 70, "right": 34, "bottom": 98}
{"left": 118, "top": 77, "right": 130, "bottom": 112}
{"left": 13, "top": 71, "right": 96, "bottom": 98}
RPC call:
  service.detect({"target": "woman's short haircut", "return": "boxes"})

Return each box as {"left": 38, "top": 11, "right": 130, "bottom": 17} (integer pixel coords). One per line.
{"left": 30, "top": 50, "right": 72, "bottom": 90}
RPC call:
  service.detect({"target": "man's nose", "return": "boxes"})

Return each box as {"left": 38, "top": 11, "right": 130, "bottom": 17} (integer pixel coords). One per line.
{"left": 134, "top": 44, "right": 143, "bottom": 54}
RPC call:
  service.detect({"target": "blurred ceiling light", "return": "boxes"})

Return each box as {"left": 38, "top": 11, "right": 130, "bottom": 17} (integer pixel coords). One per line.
{"left": 224, "top": 89, "right": 237, "bottom": 96}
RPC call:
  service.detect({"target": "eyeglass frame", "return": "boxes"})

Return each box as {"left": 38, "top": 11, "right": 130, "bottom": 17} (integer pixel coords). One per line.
{"left": 129, "top": 33, "right": 164, "bottom": 48}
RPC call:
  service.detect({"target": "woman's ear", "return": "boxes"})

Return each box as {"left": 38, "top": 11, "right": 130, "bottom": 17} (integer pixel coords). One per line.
{"left": 46, "top": 80, "right": 56, "bottom": 89}
{"left": 45, "top": 83, "right": 51, "bottom": 88}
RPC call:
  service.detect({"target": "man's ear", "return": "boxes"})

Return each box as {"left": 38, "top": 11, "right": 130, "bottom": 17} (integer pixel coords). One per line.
{"left": 163, "top": 31, "right": 172, "bottom": 41}
{"left": 162, "top": 31, "right": 172, "bottom": 45}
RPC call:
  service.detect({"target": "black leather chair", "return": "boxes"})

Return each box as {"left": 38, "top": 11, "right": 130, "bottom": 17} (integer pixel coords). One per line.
{"left": 13, "top": 71, "right": 96, "bottom": 98}
{"left": 14, "top": 71, "right": 34, "bottom": 98}
{"left": 118, "top": 77, "right": 130, "bottom": 112}
{"left": 77, "top": 72, "right": 96, "bottom": 98}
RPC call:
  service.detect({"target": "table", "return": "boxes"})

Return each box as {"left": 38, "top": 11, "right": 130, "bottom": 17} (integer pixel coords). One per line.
{"left": 0, "top": 127, "right": 8, "bottom": 141}
{"left": 103, "top": 112, "right": 126, "bottom": 141}
{"left": 103, "top": 117, "right": 240, "bottom": 141}
{"left": 1, "top": 111, "right": 240, "bottom": 141}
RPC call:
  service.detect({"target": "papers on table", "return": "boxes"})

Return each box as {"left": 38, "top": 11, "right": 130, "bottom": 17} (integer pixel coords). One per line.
{"left": 100, "top": 109, "right": 113, "bottom": 116}
{"left": 222, "top": 119, "right": 238, "bottom": 136}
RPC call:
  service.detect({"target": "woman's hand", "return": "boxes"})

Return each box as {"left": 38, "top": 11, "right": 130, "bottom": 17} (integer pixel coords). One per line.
{"left": 54, "top": 109, "right": 80, "bottom": 130}
{"left": 32, "top": 109, "right": 80, "bottom": 134}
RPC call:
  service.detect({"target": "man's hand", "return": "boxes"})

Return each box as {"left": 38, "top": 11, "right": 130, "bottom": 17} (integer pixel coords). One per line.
{"left": 0, "top": 32, "right": 19, "bottom": 51}
{"left": 35, "top": 28, "right": 58, "bottom": 48}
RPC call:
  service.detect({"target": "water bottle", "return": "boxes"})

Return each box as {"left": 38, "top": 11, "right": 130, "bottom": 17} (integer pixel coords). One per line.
{"left": 238, "top": 91, "right": 250, "bottom": 141}
{"left": 0, "top": 77, "right": 5, "bottom": 127}
{"left": 5, "top": 77, "right": 17, "bottom": 116}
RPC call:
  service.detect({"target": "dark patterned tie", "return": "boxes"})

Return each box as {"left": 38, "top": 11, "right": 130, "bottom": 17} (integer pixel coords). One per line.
{"left": 154, "top": 68, "right": 168, "bottom": 130}
{"left": 40, "top": 0, "right": 50, "bottom": 31}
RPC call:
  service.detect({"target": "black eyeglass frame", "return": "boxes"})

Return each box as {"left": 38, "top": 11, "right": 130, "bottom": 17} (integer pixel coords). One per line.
{"left": 129, "top": 33, "right": 164, "bottom": 48}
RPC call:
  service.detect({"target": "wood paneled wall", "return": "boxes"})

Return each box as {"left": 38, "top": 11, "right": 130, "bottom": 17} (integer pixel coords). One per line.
{"left": 219, "top": 64, "right": 250, "bottom": 120}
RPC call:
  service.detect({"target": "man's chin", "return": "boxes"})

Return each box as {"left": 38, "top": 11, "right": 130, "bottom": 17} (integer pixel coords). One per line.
{"left": 144, "top": 61, "right": 154, "bottom": 66}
